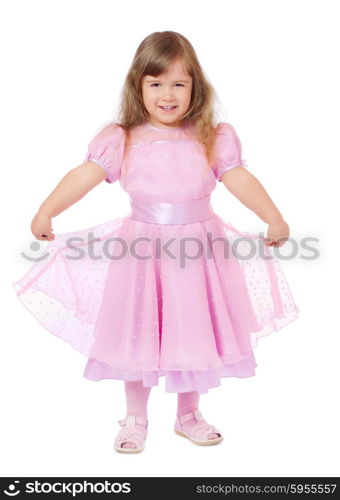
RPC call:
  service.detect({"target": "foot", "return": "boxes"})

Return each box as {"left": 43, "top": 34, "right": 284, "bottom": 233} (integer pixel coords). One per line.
{"left": 174, "top": 409, "right": 223, "bottom": 446}
{"left": 178, "top": 412, "right": 220, "bottom": 440}
{"left": 114, "top": 414, "right": 148, "bottom": 453}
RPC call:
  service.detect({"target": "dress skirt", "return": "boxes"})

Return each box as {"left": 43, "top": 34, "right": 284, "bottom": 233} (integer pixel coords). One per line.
{"left": 13, "top": 194, "right": 300, "bottom": 394}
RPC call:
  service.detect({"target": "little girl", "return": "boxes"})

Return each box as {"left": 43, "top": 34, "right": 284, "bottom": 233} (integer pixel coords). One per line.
{"left": 13, "top": 31, "right": 300, "bottom": 454}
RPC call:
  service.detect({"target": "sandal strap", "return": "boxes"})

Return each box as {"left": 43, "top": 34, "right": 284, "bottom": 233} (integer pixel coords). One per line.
{"left": 189, "top": 420, "right": 221, "bottom": 439}
{"left": 115, "top": 427, "right": 146, "bottom": 447}
{"left": 177, "top": 409, "right": 204, "bottom": 425}
{"left": 118, "top": 414, "right": 148, "bottom": 428}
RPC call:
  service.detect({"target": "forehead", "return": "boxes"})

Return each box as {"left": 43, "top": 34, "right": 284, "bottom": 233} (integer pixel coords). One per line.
{"left": 143, "top": 58, "right": 191, "bottom": 82}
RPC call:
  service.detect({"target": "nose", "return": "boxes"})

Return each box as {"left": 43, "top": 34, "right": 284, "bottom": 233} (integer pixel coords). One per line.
{"left": 162, "top": 84, "right": 175, "bottom": 100}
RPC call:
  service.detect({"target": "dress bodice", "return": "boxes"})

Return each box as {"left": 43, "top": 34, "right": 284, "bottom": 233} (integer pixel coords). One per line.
{"left": 84, "top": 121, "right": 247, "bottom": 202}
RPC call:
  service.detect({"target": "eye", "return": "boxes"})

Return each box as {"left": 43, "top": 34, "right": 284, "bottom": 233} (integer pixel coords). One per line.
{"left": 150, "top": 83, "right": 184, "bottom": 87}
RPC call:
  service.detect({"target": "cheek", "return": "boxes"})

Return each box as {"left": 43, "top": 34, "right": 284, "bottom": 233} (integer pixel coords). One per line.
{"left": 142, "top": 93, "right": 152, "bottom": 108}
{"left": 145, "top": 93, "right": 155, "bottom": 104}
{"left": 183, "top": 91, "right": 192, "bottom": 104}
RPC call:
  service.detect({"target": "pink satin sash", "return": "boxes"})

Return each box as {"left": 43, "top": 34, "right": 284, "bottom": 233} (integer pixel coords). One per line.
{"left": 128, "top": 195, "right": 214, "bottom": 224}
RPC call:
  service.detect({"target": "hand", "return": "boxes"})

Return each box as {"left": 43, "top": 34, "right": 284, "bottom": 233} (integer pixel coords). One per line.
{"left": 265, "top": 219, "right": 289, "bottom": 247}
{"left": 31, "top": 211, "right": 55, "bottom": 241}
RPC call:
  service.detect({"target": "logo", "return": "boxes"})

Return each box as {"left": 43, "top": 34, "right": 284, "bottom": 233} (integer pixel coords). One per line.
{"left": 4, "top": 481, "right": 20, "bottom": 496}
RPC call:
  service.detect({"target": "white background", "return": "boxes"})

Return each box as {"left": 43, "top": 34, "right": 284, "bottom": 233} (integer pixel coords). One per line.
{"left": 1, "top": 0, "right": 339, "bottom": 477}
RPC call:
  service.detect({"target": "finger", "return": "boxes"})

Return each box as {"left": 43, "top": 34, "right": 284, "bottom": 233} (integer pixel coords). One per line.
{"left": 276, "top": 237, "right": 287, "bottom": 247}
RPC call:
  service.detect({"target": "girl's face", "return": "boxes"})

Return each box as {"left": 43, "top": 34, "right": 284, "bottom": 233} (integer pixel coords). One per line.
{"left": 141, "top": 58, "right": 193, "bottom": 129}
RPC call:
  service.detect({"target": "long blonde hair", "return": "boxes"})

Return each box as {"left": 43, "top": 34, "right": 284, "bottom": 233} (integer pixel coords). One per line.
{"left": 115, "top": 31, "right": 221, "bottom": 166}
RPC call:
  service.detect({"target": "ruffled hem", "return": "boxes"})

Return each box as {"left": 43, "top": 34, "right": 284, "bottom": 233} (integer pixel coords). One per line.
{"left": 13, "top": 279, "right": 299, "bottom": 393}
{"left": 83, "top": 350, "right": 258, "bottom": 394}
{"left": 82, "top": 307, "right": 299, "bottom": 394}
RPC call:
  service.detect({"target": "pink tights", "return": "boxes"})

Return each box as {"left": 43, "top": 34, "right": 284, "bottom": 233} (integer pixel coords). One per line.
{"left": 121, "top": 380, "right": 218, "bottom": 449}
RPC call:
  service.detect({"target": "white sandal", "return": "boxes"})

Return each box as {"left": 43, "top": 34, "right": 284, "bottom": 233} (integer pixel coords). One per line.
{"left": 114, "top": 414, "right": 148, "bottom": 454}
{"left": 174, "top": 409, "right": 223, "bottom": 446}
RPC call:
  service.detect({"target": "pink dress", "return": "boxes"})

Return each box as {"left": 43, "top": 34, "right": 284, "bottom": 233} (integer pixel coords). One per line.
{"left": 13, "top": 121, "right": 300, "bottom": 394}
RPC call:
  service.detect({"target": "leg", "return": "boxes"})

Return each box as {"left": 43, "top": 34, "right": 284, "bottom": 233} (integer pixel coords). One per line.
{"left": 177, "top": 390, "right": 219, "bottom": 440}
{"left": 121, "top": 380, "right": 151, "bottom": 449}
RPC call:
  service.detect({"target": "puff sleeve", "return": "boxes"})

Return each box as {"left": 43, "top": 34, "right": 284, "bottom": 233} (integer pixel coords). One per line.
{"left": 84, "top": 123, "right": 126, "bottom": 183}
{"left": 212, "top": 122, "right": 248, "bottom": 181}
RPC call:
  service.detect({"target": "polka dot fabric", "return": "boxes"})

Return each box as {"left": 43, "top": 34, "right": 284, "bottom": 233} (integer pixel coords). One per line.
{"left": 13, "top": 121, "right": 300, "bottom": 394}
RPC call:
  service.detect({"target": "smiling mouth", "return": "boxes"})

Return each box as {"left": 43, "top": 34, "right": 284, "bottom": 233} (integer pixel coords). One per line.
{"left": 159, "top": 106, "right": 178, "bottom": 111}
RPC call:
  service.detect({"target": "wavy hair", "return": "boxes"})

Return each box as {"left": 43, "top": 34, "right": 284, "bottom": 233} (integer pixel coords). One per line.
{"left": 114, "top": 31, "right": 222, "bottom": 166}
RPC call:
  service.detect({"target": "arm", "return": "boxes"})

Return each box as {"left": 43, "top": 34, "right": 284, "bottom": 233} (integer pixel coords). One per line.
{"left": 31, "top": 161, "right": 106, "bottom": 240}
{"left": 220, "top": 166, "right": 289, "bottom": 247}
{"left": 38, "top": 161, "right": 106, "bottom": 217}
